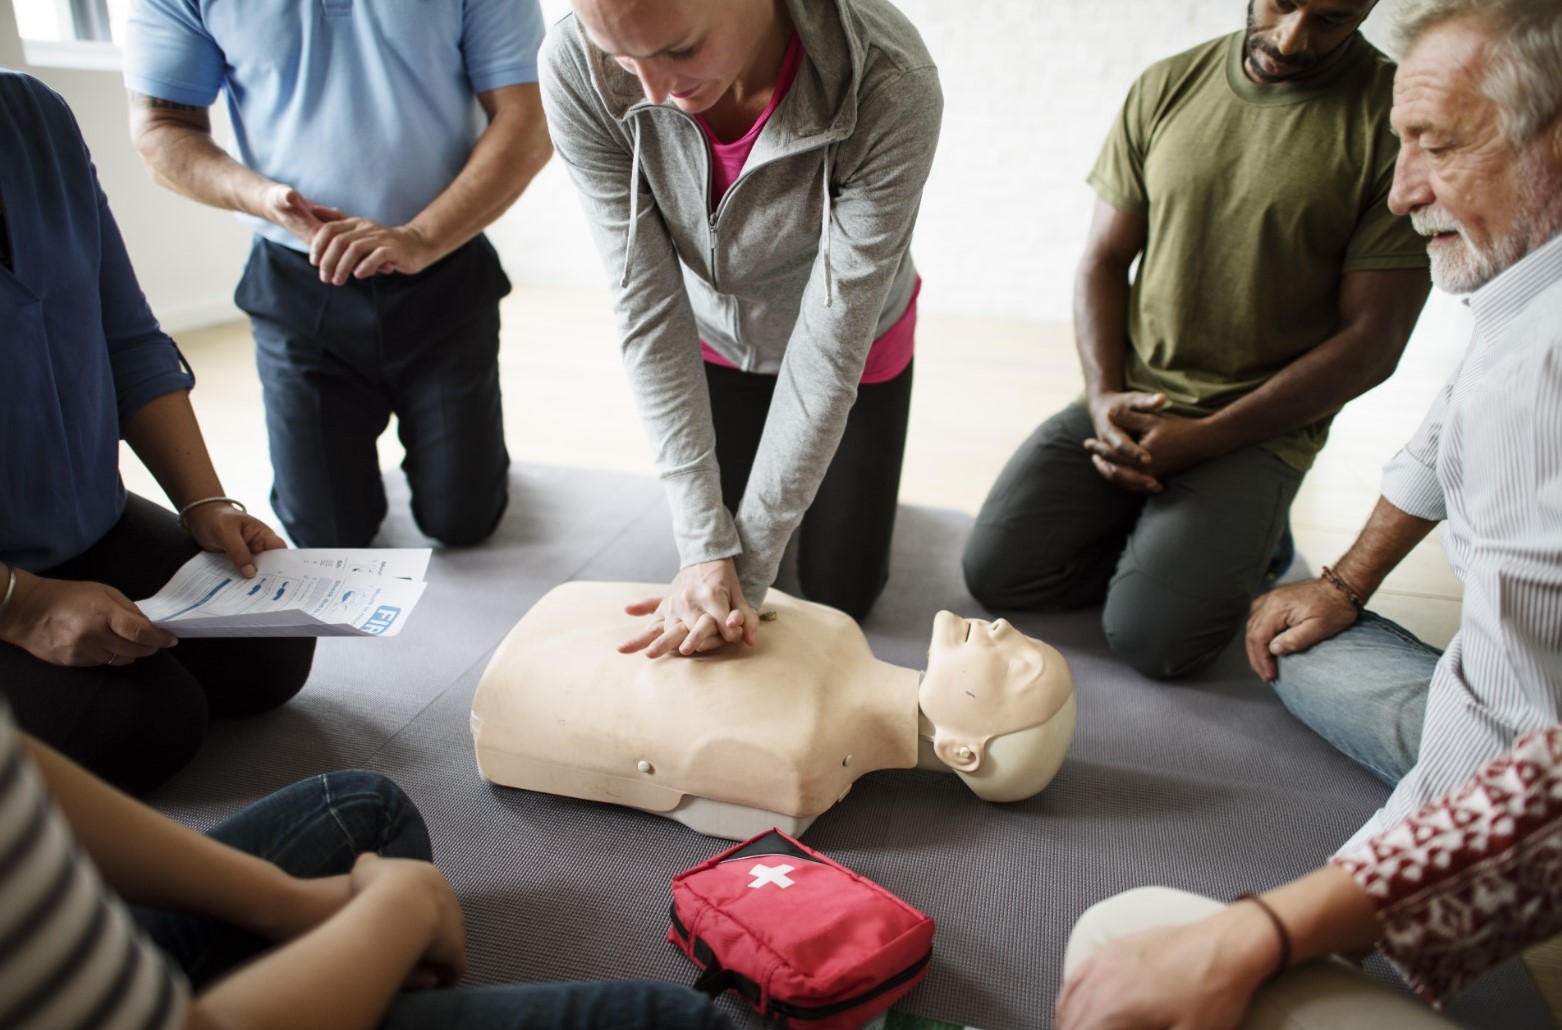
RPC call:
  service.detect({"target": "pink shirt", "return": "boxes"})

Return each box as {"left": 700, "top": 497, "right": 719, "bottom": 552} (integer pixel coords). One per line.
{"left": 697, "top": 34, "right": 917, "bottom": 386}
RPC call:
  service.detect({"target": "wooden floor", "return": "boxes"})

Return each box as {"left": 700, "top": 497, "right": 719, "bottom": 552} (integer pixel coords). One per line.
{"left": 120, "top": 286, "right": 1557, "bottom": 1022}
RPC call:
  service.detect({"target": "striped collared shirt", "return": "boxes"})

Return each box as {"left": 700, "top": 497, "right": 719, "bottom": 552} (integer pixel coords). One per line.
{"left": 1346, "top": 230, "right": 1562, "bottom": 848}
{"left": 0, "top": 708, "right": 188, "bottom": 1030}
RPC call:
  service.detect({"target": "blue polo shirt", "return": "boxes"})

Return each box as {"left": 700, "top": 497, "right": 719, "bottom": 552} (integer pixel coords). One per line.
{"left": 122, "top": 0, "right": 545, "bottom": 252}
{"left": 0, "top": 71, "right": 195, "bottom": 571}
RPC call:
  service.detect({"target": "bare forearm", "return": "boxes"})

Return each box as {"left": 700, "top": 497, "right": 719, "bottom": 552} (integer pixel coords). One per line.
{"left": 23, "top": 736, "right": 296, "bottom": 925}
{"left": 1199, "top": 268, "right": 1429, "bottom": 456}
{"left": 1334, "top": 496, "right": 1438, "bottom": 599}
{"left": 1073, "top": 256, "right": 1132, "bottom": 398}
{"left": 404, "top": 84, "right": 552, "bottom": 263}
{"left": 129, "top": 99, "right": 276, "bottom": 219}
{"left": 122, "top": 391, "right": 226, "bottom": 511}
{"left": 191, "top": 882, "right": 434, "bottom": 1030}
{"left": 1261, "top": 865, "right": 1382, "bottom": 966}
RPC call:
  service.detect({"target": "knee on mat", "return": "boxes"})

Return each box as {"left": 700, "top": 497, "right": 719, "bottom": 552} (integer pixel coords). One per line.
{"left": 78, "top": 682, "right": 208, "bottom": 795}
{"left": 1102, "top": 610, "right": 1227, "bottom": 681}
{"left": 412, "top": 491, "right": 506, "bottom": 548}
{"left": 318, "top": 769, "right": 432, "bottom": 861}
{"left": 961, "top": 528, "right": 1080, "bottom": 612}
{"left": 209, "top": 638, "right": 315, "bottom": 717}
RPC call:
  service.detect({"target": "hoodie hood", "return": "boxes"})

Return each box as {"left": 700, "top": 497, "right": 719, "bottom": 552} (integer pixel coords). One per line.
{"left": 580, "top": 0, "right": 866, "bottom": 301}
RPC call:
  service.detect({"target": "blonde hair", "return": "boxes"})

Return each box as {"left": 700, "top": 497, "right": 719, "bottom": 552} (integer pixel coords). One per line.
{"left": 1391, "top": 0, "right": 1562, "bottom": 144}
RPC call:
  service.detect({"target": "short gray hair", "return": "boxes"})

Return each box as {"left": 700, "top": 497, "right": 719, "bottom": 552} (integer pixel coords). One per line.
{"left": 1391, "top": 0, "right": 1562, "bottom": 144}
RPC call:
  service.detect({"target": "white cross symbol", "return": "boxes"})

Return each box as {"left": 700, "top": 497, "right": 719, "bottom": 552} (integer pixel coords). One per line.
{"left": 747, "top": 862, "right": 796, "bottom": 889}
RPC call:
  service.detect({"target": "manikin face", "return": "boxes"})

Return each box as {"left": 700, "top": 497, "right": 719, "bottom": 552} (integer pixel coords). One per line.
{"left": 924, "top": 611, "right": 1050, "bottom": 702}
{"left": 572, "top": 0, "right": 778, "bottom": 114}
{"left": 1388, "top": 21, "right": 1562, "bottom": 294}
{"left": 919, "top": 611, "right": 1074, "bottom": 802}
{"left": 1242, "top": 0, "right": 1377, "bottom": 84}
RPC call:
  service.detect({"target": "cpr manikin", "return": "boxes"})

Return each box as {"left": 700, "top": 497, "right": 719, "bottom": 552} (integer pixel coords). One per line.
{"left": 471, "top": 582, "right": 1076, "bottom": 839}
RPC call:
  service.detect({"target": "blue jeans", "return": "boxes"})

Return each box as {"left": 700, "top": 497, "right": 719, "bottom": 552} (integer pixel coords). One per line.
{"left": 137, "top": 772, "right": 725, "bottom": 1029}
{"left": 1270, "top": 611, "right": 1442, "bottom": 786}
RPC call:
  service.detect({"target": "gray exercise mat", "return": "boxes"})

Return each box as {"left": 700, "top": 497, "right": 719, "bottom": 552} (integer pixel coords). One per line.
{"left": 149, "top": 465, "right": 1552, "bottom": 1029}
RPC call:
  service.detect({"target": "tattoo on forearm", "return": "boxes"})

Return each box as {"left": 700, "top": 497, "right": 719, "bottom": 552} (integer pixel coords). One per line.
{"left": 130, "top": 92, "right": 203, "bottom": 112}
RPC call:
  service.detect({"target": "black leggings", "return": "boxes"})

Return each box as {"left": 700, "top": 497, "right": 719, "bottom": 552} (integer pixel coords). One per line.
{"left": 705, "top": 359, "right": 913, "bottom": 621}
{"left": 0, "top": 495, "right": 314, "bottom": 794}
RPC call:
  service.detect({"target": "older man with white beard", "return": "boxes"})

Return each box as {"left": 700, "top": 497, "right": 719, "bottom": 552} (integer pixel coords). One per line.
{"left": 1052, "top": 5, "right": 1562, "bottom": 1026}
{"left": 1245, "top": 0, "right": 1562, "bottom": 844}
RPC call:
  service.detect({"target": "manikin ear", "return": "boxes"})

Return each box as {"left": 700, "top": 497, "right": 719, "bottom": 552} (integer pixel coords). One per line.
{"left": 954, "top": 695, "right": 1077, "bottom": 804}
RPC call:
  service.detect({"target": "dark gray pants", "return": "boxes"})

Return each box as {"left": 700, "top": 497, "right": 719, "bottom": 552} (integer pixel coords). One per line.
{"left": 963, "top": 405, "right": 1303, "bottom": 679}
{"left": 237, "top": 237, "right": 512, "bottom": 548}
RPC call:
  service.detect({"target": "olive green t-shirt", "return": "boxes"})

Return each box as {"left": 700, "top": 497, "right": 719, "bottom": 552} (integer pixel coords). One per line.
{"left": 1087, "top": 31, "right": 1428, "bottom": 470}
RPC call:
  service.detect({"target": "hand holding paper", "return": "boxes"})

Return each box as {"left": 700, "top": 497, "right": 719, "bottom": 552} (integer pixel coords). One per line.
{"left": 136, "top": 549, "right": 432, "bottom": 638}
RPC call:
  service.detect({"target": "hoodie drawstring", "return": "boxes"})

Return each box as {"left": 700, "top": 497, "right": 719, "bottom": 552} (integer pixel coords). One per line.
{"left": 820, "top": 146, "right": 833, "bottom": 308}
{"left": 621, "top": 119, "right": 642, "bottom": 288}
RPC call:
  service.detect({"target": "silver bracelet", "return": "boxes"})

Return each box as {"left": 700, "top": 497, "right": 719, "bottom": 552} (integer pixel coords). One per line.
{"left": 177, "top": 495, "right": 247, "bottom": 531}
{"left": 0, "top": 565, "right": 17, "bottom": 624}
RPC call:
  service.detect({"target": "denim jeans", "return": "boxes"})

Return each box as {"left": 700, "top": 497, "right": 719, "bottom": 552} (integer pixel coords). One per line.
{"left": 1270, "top": 610, "right": 1443, "bottom": 786}
{"left": 136, "top": 771, "right": 726, "bottom": 1029}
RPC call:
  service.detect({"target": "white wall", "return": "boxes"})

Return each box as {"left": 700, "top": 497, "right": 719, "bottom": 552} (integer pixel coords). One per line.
{"left": 498, "top": 0, "right": 1409, "bottom": 322}
{"left": 9, "top": 0, "right": 1470, "bottom": 340}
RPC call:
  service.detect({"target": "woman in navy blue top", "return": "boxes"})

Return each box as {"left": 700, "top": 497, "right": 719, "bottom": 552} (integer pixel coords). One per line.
{"left": 0, "top": 70, "right": 312, "bottom": 794}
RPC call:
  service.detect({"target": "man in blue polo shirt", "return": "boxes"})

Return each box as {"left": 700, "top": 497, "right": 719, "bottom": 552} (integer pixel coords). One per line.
{"left": 124, "top": 0, "right": 552, "bottom": 549}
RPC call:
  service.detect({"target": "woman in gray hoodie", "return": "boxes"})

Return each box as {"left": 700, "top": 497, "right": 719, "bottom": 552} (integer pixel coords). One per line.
{"left": 541, "top": 0, "right": 943, "bottom": 657}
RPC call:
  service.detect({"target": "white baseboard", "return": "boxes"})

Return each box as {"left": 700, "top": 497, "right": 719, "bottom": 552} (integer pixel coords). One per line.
{"left": 156, "top": 298, "right": 244, "bottom": 334}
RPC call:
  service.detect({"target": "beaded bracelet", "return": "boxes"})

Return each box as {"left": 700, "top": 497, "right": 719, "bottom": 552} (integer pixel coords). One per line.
{"left": 1232, "top": 893, "right": 1293, "bottom": 980}
{"left": 1319, "top": 564, "right": 1366, "bottom": 611}
{"left": 177, "top": 495, "right": 247, "bottom": 531}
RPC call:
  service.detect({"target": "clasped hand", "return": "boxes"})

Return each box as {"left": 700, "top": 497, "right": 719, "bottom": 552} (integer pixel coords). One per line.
{"left": 262, "top": 183, "right": 436, "bottom": 285}
{"left": 619, "top": 558, "right": 759, "bottom": 658}
{"left": 1084, "top": 390, "right": 1213, "bottom": 493}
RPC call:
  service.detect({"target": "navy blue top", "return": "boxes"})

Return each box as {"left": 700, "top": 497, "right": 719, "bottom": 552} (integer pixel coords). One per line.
{"left": 0, "top": 70, "right": 195, "bottom": 571}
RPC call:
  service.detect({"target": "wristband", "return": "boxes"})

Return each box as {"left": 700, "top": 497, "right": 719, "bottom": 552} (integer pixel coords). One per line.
{"left": 0, "top": 565, "right": 15, "bottom": 624}
{"left": 1319, "top": 565, "right": 1366, "bottom": 611}
{"left": 1232, "top": 893, "right": 1293, "bottom": 980}
{"left": 177, "top": 496, "right": 247, "bottom": 532}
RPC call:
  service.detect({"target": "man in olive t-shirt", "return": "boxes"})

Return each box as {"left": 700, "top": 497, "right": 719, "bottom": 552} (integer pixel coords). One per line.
{"left": 964, "top": 0, "right": 1430, "bottom": 680}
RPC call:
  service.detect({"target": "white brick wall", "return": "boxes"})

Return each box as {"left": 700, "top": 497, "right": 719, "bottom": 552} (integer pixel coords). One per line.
{"left": 494, "top": 1, "right": 1399, "bottom": 320}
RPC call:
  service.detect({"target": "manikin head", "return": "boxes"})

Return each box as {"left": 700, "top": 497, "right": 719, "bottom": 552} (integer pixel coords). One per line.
{"left": 571, "top": 0, "right": 789, "bottom": 113}
{"left": 918, "top": 611, "right": 1076, "bottom": 804}
{"left": 1242, "top": 0, "right": 1380, "bottom": 84}
{"left": 1387, "top": 0, "right": 1562, "bottom": 294}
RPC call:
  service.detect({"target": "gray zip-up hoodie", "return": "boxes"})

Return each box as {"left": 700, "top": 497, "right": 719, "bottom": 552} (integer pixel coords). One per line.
{"left": 540, "top": 0, "right": 942, "bottom": 605}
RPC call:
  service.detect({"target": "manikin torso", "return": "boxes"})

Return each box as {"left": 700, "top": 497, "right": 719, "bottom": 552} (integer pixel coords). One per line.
{"left": 472, "top": 582, "right": 1074, "bottom": 838}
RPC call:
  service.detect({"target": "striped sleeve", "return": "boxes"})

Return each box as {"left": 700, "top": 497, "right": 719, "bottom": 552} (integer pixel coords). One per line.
{"left": 0, "top": 712, "right": 189, "bottom": 1030}
{"left": 1379, "top": 356, "right": 1458, "bottom": 523}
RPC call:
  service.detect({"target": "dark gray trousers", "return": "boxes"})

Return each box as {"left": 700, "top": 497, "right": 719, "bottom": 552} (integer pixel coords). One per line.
{"left": 963, "top": 405, "right": 1303, "bottom": 679}
{"left": 237, "top": 237, "right": 512, "bottom": 549}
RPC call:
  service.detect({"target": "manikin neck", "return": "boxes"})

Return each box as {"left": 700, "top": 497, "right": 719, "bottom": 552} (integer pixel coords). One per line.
{"left": 914, "top": 699, "right": 951, "bottom": 773}
{"left": 852, "top": 659, "right": 926, "bottom": 774}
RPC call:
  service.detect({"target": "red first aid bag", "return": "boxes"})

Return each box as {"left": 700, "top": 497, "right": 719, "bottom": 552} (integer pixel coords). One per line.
{"left": 668, "top": 829, "right": 935, "bottom": 1029}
